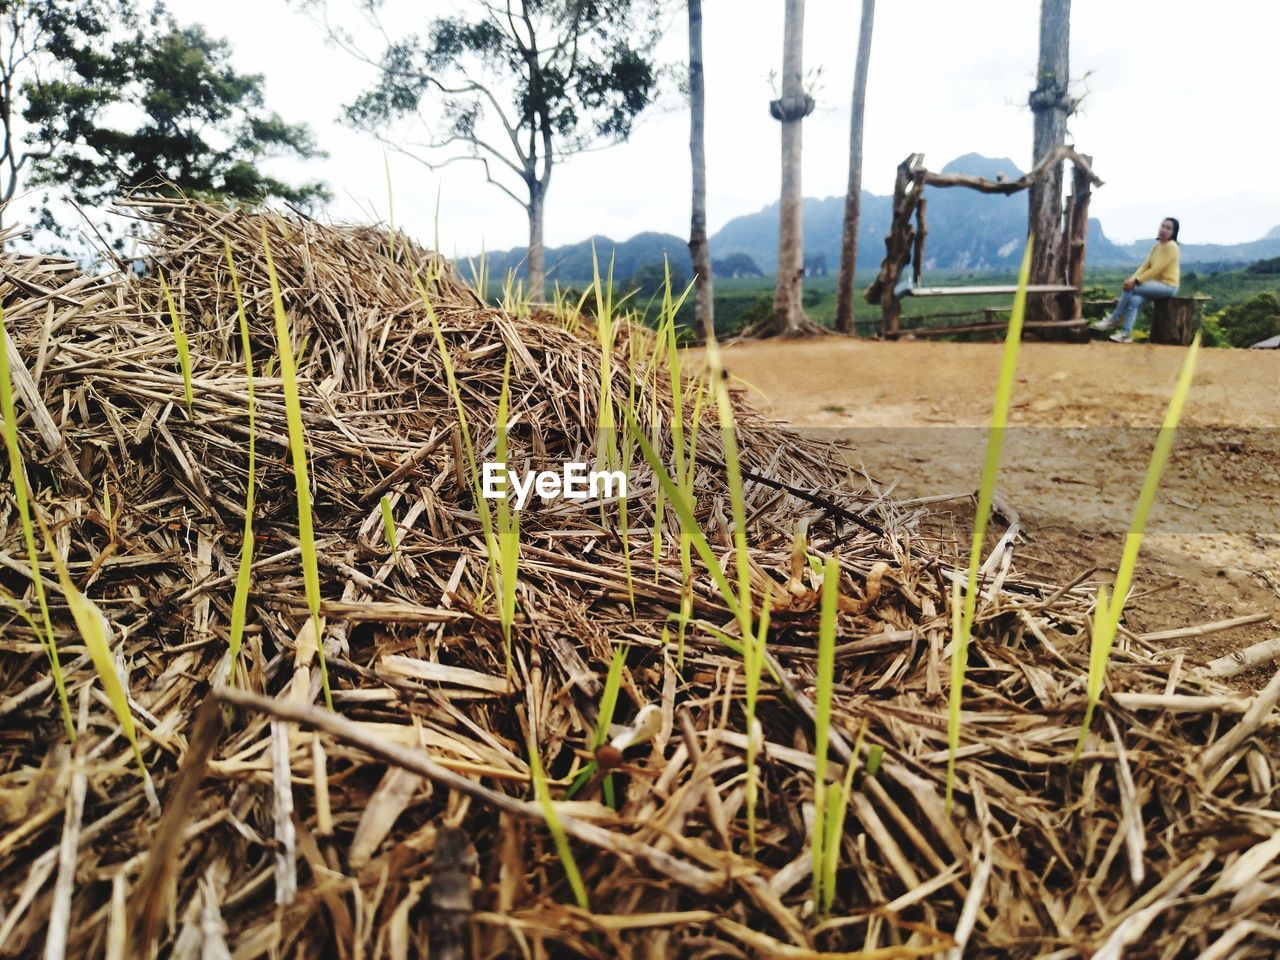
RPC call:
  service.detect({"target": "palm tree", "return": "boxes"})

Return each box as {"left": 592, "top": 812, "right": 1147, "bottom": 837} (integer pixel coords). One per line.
{"left": 834, "top": 0, "right": 875, "bottom": 334}
{"left": 688, "top": 0, "right": 714, "bottom": 339}
{"left": 763, "top": 0, "right": 817, "bottom": 337}
{"left": 1027, "top": 0, "right": 1075, "bottom": 318}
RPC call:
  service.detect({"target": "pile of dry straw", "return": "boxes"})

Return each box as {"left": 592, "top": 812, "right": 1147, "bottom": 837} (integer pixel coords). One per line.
{"left": 1, "top": 198, "right": 1277, "bottom": 959}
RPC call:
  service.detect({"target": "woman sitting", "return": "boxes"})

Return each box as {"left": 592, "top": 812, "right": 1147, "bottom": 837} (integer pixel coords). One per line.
{"left": 1094, "top": 217, "right": 1180, "bottom": 342}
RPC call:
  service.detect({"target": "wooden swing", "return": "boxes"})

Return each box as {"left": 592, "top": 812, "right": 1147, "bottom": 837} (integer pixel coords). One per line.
{"left": 865, "top": 146, "right": 1103, "bottom": 338}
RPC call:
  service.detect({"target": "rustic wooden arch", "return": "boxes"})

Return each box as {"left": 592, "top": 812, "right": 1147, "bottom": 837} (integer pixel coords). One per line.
{"left": 864, "top": 146, "right": 1103, "bottom": 337}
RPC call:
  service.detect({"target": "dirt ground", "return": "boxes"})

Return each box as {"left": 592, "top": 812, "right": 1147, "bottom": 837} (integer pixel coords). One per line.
{"left": 717, "top": 338, "right": 1280, "bottom": 684}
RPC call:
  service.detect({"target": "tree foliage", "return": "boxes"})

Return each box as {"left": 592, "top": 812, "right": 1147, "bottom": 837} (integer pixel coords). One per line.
{"left": 342, "top": 1, "right": 661, "bottom": 174}
{"left": 25, "top": 21, "right": 328, "bottom": 229}
{"left": 1204, "top": 292, "right": 1280, "bottom": 348}
{"left": 329, "top": 0, "right": 663, "bottom": 295}
{"left": 0, "top": 0, "right": 142, "bottom": 208}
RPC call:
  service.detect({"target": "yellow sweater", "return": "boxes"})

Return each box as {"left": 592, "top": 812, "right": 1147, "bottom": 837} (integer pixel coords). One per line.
{"left": 1131, "top": 240, "right": 1180, "bottom": 287}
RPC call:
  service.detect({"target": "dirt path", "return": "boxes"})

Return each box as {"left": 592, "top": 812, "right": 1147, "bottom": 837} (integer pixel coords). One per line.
{"left": 717, "top": 339, "right": 1280, "bottom": 681}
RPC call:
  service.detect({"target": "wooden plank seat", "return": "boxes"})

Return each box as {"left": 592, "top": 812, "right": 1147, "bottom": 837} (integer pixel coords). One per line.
{"left": 903, "top": 284, "right": 1078, "bottom": 297}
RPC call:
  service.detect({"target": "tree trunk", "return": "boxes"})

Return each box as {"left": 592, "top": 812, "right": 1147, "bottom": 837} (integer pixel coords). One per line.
{"left": 1027, "top": 0, "right": 1072, "bottom": 320}
{"left": 526, "top": 183, "right": 546, "bottom": 302}
{"left": 687, "top": 0, "right": 714, "bottom": 340}
{"left": 765, "top": 0, "right": 814, "bottom": 337}
{"left": 834, "top": 0, "right": 875, "bottom": 335}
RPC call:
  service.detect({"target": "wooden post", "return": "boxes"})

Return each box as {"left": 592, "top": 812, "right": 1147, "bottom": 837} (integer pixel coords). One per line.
{"left": 912, "top": 197, "right": 927, "bottom": 285}
{"left": 868, "top": 154, "right": 921, "bottom": 337}
{"left": 1063, "top": 155, "right": 1092, "bottom": 323}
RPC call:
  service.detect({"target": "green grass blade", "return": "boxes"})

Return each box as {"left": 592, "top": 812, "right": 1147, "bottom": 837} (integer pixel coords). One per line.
{"left": 379, "top": 495, "right": 399, "bottom": 562}
{"left": 0, "top": 304, "right": 72, "bottom": 739}
{"left": 41, "top": 517, "right": 146, "bottom": 779}
{"left": 224, "top": 241, "right": 257, "bottom": 686}
{"left": 495, "top": 353, "right": 520, "bottom": 676}
{"left": 705, "top": 335, "right": 753, "bottom": 640}
{"left": 1075, "top": 333, "right": 1201, "bottom": 756}
{"left": 822, "top": 720, "right": 867, "bottom": 913}
{"left": 262, "top": 227, "right": 332, "bottom": 709}
{"left": 745, "top": 584, "right": 772, "bottom": 854}
{"left": 946, "top": 236, "right": 1032, "bottom": 812}
{"left": 527, "top": 730, "right": 589, "bottom": 910}
{"left": 159, "top": 272, "right": 194, "bottom": 413}
{"left": 1107, "top": 332, "right": 1202, "bottom": 619}
{"left": 565, "top": 643, "right": 630, "bottom": 805}
{"left": 865, "top": 745, "right": 884, "bottom": 778}
{"left": 626, "top": 409, "right": 742, "bottom": 624}
{"left": 812, "top": 556, "right": 840, "bottom": 913}
{"left": 384, "top": 151, "right": 396, "bottom": 267}
{"left": 414, "top": 272, "right": 511, "bottom": 676}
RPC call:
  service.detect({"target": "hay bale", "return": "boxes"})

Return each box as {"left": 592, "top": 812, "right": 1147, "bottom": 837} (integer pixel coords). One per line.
{"left": 0, "top": 199, "right": 1275, "bottom": 958}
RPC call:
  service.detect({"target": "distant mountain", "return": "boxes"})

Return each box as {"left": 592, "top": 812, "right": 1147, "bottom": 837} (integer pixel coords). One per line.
{"left": 478, "top": 231, "right": 693, "bottom": 290}
{"left": 472, "top": 154, "right": 1280, "bottom": 283}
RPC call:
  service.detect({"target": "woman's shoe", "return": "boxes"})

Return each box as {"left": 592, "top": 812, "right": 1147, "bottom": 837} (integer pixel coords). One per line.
{"left": 1094, "top": 316, "right": 1120, "bottom": 331}
{"left": 1109, "top": 331, "right": 1134, "bottom": 343}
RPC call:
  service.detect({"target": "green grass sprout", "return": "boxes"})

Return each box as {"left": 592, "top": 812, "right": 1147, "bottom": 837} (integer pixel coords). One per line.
{"left": 40, "top": 514, "right": 147, "bottom": 781}
{"left": 822, "top": 720, "right": 868, "bottom": 914}
{"left": 415, "top": 270, "right": 518, "bottom": 678}
{"left": 467, "top": 244, "right": 490, "bottom": 303}
{"left": 627, "top": 408, "right": 743, "bottom": 625}
{"left": 946, "top": 236, "right": 1032, "bottom": 813}
{"left": 744, "top": 583, "right": 772, "bottom": 854}
{"left": 384, "top": 151, "right": 396, "bottom": 267}
{"left": 494, "top": 352, "right": 521, "bottom": 675}
{"left": 379, "top": 495, "right": 399, "bottom": 566}
{"left": 704, "top": 332, "right": 753, "bottom": 641}
{"left": 159, "top": 271, "right": 194, "bottom": 414}
{"left": 811, "top": 556, "right": 840, "bottom": 914}
{"left": 527, "top": 729, "right": 590, "bottom": 910}
{"left": 566, "top": 643, "right": 629, "bottom": 806}
{"left": 262, "top": 225, "right": 333, "bottom": 709}
{"left": 1075, "top": 332, "right": 1201, "bottom": 757}
{"left": 223, "top": 240, "right": 257, "bottom": 686}
{"left": 0, "top": 302, "right": 73, "bottom": 738}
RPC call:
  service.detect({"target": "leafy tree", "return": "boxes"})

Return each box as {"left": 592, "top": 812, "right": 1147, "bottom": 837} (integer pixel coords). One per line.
{"left": 1210, "top": 292, "right": 1280, "bottom": 348}
{"left": 712, "top": 252, "right": 762, "bottom": 278}
{"left": 0, "top": 0, "right": 142, "bottom": 222}
{"left": 326, "top": 0, "right": 664, "bottom": 300}
{"left": 24, "top": 21, "right": 328, "bottom": 238}
{"left": 628, "top": 259, "right": 689, "bottom": 301}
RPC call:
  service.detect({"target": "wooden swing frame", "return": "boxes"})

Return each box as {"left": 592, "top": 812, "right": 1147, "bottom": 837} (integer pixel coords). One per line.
{"left": 864, "top": 146, "right": 1104, "bottom": 338}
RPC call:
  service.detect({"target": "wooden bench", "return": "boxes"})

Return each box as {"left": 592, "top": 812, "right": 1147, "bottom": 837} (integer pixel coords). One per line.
{"left": 891, "top": 283, "right": 1086, "bottom": 338}
{"left": 903, "top": 284, "right": 1078, "bottom": 297}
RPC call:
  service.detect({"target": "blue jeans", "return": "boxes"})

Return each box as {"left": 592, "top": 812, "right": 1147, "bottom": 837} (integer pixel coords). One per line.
{"left": 1110, "top": 282, "right": 1178, "bottom": 333}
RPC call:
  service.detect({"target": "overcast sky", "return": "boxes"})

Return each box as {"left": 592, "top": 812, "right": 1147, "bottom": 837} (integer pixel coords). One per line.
{"left": 162, "top": 0, "right": 1278, "bottom": 257}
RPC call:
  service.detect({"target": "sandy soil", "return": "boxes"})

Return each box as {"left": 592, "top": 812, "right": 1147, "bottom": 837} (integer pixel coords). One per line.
{"left": 716, "top": 338, "right": 1280, "bottom": 683}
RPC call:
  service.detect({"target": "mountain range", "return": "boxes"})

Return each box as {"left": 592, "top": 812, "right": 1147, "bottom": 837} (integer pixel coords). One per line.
{"left": 475, "top": 154, "right": 1280, "bottom": 285}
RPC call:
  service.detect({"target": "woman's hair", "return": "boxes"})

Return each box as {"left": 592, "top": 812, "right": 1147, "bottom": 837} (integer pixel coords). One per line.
{"left": 1163, "top": 217, "right": 1180, "bottom": 241}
